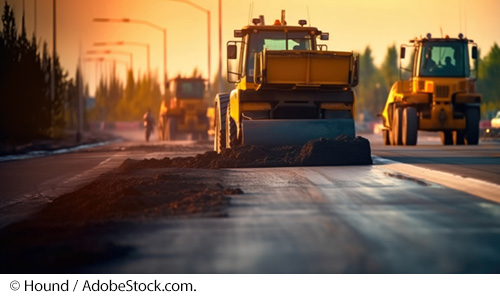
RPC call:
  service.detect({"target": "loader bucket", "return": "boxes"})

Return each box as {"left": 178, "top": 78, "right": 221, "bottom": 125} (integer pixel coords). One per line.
{"left": 242, "top": 119, "right": 355, "bottom": 147}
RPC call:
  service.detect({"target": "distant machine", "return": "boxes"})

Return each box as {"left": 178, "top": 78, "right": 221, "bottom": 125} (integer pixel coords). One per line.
{"left": 158, "top": 76, "right": 210, "bottom": 141}
{"left": 381, "top": 33, "right": 481, "bottom": 145}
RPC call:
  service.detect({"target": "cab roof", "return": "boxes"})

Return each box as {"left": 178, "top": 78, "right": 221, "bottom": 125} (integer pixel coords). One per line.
{"left": 410, "top": 34, "right": 474, "bottom": 44}
{"left": 240, "top": 25, "right": 323, "bottom": 36}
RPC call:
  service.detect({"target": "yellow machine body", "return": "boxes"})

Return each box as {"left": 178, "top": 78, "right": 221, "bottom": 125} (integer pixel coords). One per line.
{"left": 214, "top": 17, "right": 359, "bottom": 152}
{"left": 381, "top": 35, "right": 481, "bottom": 146}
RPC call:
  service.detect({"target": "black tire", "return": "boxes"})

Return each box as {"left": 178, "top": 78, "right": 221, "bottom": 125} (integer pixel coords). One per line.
{"left": 200, "top": 118, "right": 210, "bottom": 141}
{"left": 465, "top": 107, "right": 479, "bottom": 145}
{"left": 382, "top": 129, "right": 391, "bottom": 146}
{"left": 214, "top": 94, "right": 229, "bottom": 153}
{"left": 453, "top": 131, "right": 465, "bottom": 145}
{"left": 167, "top": 117, "right": 177, "bottom": 141}
{"left": 392, "top": 106, "right": 403, "bottom": 146}
{"left": 226, "top": 104, "right": 239, "bottom": 148}
{"left": 441, "top": 131, "right": 453, "bottom": 145}
{"left": 402, "top": 107, "right": 418, "bottom": 146}
{"left": 159, "top": 115, "right": 167, "bottom": 141}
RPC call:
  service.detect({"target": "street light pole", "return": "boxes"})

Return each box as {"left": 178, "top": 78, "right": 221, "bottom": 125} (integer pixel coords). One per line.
{"left": 93, "top": 18, "right": 167, "bottom": 93}
{"left": 84, "top": 57, "right": 129, "bottom": 70}
{"left": 94, "top": 41, "right": 150, "bottom": 75}
{"left": 51, "top": 0, "right": 56, "bottom": 105}
{"left": 161, "top": 0, "right": 211, "bottom": 95}
{"left": 86, "top": 49, "right": 133, "bottom": 70}
{"left": 34, "top": 0, "right": 37, "bottom": 35}
{"left": 218, "top": 0, "right": 222, "bottom": 94}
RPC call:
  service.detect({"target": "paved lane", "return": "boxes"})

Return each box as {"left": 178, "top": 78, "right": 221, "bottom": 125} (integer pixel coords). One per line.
{"left": 87, "top": 164, "right": 500, "bottom": 273}
{"left": 363, "top": 132, "right": 500, "bottom": 185}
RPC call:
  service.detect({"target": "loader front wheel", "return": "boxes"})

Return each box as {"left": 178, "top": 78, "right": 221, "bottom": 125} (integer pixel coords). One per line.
{"left": 402, "top": 107, "right": 418, "bottom": 146}
{"left": 167, "top": 117, "right": 177, "bottom": 141}
{"left": 465, "top": 107, "right": 479, "bottom": 145}
{"left": 382, "top": 129, "right": 390, "bottom": 146}
{"left": 226, "top": 104, "right": 240, "bottom": 149}
{"left": 441, "top": 131, "right": 453, "bottom": 145}
{"left": 392, "top": 107, "right": 403, "bottom": 146}
{"left": 214, "top": 94, "right": 229, "bottom": 153}
{"left": 453, "top": 131, "right": 465, "bottom": 145}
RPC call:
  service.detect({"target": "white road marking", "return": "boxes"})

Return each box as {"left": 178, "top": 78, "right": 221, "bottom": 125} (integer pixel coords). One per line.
{"left": 374, "top": 156, "right": 500, "bottom": 204}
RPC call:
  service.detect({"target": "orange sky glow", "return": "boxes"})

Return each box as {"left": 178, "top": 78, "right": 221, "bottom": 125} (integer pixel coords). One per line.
{"left": 6, "top": 0, "right": 500, "bottom": 95}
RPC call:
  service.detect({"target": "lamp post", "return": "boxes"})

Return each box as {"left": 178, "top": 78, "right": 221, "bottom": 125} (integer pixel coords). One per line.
{"left": 86, "top": 49, "right": 133, "bottom": 69}
{"left": 94, "top": 41, "right": 150, "bottom": 75}
{"left": 51, "top": 0, "right": 56, "bottom": 105}
{"left": 162, "top": 0, "right": 211, "bottom": 95}
{"left": 34, "top": 0, "right": 37, "bottom": 35}
{"left": 218, "top": 0, "right": 222, "bottom": 94}
{"left": 84, "top": 57, "right": 129, "bottom": 74}
{"left": 93, "top": 18, "right": 167, "bottom": 92}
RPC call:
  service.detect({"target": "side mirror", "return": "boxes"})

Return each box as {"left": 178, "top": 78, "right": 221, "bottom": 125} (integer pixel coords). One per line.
{"left": 227, "top": 44, "right": 238, "bottom": 60}
{"left": 234, "top": 30, "right": 243, "bottom": 38}
{"left": 352, "top": 55, "right": 359, "bottom": 87}
{"left": 400, "top": 46, "right": 406, "bottom": 59}
{"left": 320, "top": 32, "right": 329, "bottom": 41}
{"left": 472, "top": 46, "right": 478, "bottom": 59}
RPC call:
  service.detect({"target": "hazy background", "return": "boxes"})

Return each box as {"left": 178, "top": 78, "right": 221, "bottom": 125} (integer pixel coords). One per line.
{"left": 7, "top": 0, "right": 500, "bottom": 95}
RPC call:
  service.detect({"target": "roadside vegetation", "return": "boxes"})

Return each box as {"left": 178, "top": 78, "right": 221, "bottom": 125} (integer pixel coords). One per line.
{"left": 0, "top": 3, "right": 74, "bottom": 144}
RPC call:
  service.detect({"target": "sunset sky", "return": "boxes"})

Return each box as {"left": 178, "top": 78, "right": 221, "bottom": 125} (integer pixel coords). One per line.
{"left": 6, "top": 0, "right": 500, "bottom": 95}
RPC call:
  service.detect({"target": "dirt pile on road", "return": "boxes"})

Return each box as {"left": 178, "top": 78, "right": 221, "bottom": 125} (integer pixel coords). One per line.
{"left": 0, "top": 167, "right": 238, "bottom": 273}
{"left": 29, "top": 168, "right": 236, "bottom": 224}
{"left": 119, "top": 135, "right": 372, "bottom": 170}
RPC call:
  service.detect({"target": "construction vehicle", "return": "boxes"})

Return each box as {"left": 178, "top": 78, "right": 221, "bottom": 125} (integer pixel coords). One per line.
{"left": 158, "top": 76, "right": 210, "bottom": 140}
{"left": 381, "top": 33, "right": 481, "bottom": 146}
{"left": 214, "top": 12, "right": 359, "bottom": 152}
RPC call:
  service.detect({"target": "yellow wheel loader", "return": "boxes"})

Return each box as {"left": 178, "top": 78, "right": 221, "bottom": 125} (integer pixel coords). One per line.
{"left": 159, "top": 76, "right": 210, "bottom": 141}
{"left": 214, "top": 12, "right": 359, "bottom": 153}
{"left": 381, "top": 33, "right": 481, "bottom": 146}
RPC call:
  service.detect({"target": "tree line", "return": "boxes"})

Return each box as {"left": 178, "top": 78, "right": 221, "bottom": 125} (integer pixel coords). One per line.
{"left": 0, "top": 2, "right": 76, "bottom": 144}
{"left": 89, "top": 69, "right": 162, "bottom": 123}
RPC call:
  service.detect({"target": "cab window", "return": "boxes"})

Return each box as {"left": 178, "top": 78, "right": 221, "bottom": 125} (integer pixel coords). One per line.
{"left": 246, "top": 31, "right": 313, "bottom": 82}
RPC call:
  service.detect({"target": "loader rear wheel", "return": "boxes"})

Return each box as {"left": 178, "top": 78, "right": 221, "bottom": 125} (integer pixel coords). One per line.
{"left": 198, "top": 117, "right": 210, "bottom": 141}
{"left": 382, "top": 129, "right": 390, "bottom": 145}
{"left": 402, "top": 107, "right": 418, "bottom": 146}
{"left": 465, "top": 107, "right": 479, "bottom": 145}
{"left": 392, "top": 107, "right": 403, "bottom": 146}
{"left": 167, "top": 117, "right": 177, "bottom": 141}
{"left": 440, "top": 131, "right": 453, "bottom": 145}
{"left": 226, "top": 104, "right": 240, "bottom": 148}
{"left": 159, "top": 114, "right": 167, "bottom": 141}
{"left": 214, "top": 94, "right": 229, "bottom": 153}
{"left": 453, "top": 131, "right": 465, "bottom": 145}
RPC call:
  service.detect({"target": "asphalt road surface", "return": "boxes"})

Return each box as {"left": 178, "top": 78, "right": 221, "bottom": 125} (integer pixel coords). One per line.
{"left": 1, "top": 129, "right": 499, "bottom": 273}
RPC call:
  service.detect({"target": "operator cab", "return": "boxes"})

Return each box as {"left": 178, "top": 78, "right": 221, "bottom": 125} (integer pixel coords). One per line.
{"left": 401, "top": 33, "right": 478, "bottom": 79}
{"left": 418, "top": 40, "right": 470, "bottom": 77}
{"left": 227, "top": 16, "right": 329, "bottom": 84}
{"left": 171, "top": 78, "right": 205, "bottom": 100}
